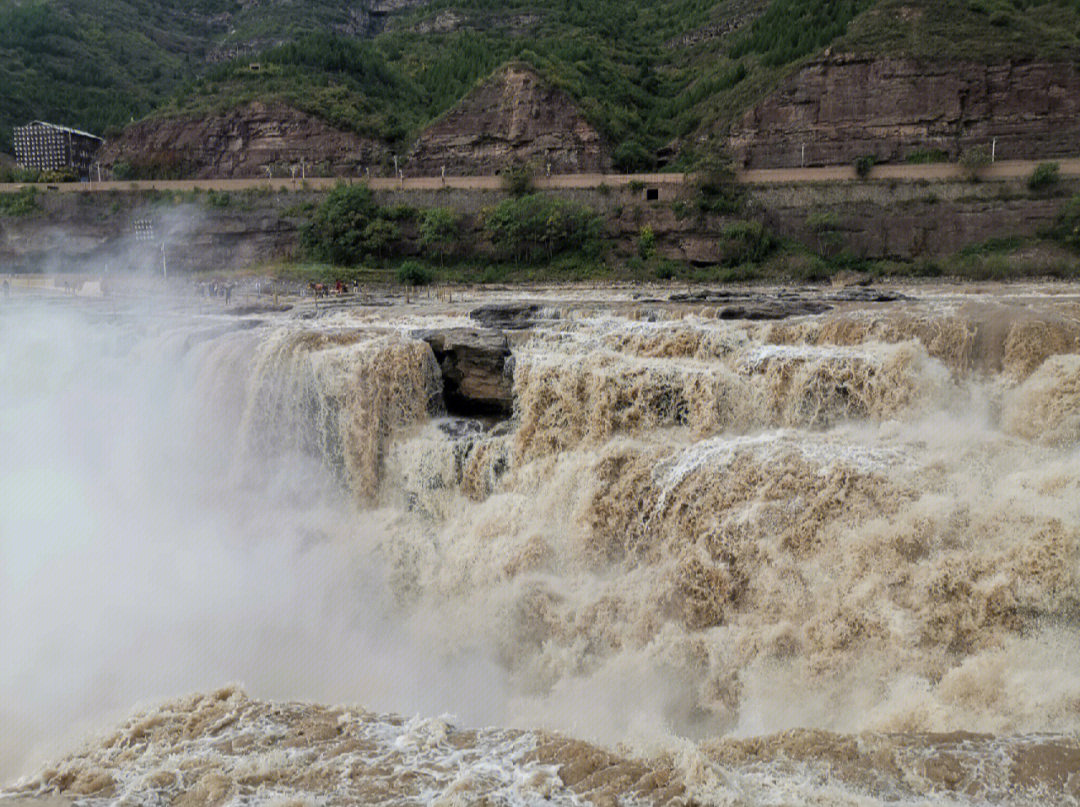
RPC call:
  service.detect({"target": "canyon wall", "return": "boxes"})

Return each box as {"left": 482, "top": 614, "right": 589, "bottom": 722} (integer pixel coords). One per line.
{"left": 406, "top": 64, "right": 609, "bottom": 176}
{"left": 1, "top": 177, "right": 1076, "bottom": 274}
{"left": 730, "top": 56, "right": 1080, "bottom": 168}
{"left": 97, "top": 102, "right": 392, "bottom": 180}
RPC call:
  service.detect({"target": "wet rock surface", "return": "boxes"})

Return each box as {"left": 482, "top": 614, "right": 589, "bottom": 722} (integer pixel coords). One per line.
{"left": 666, "top": 287, "right": 907, "bottom": 319}
{"left": 414, "top": 327, "right": 513, "bottom": 417}
{"left": 469, "top": 302, "right": 546, "bottom": 330}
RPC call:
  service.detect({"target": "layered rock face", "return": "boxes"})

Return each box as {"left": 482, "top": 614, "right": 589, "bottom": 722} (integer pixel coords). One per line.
{"left": 730, "top": 56, "right": 1080, "bottom": 168}
{"left": 97, "top": 101, "right": 390, "bottom": 179}
{"left": 407, "top": 64, "right": 608, "bottom": 175}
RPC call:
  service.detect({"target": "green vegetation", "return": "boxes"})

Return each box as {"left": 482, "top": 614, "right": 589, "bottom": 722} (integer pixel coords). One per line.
{"left": 500, "top": 162, "right": 535, "bottom": 197}
{"left": 0, "top": 187, "right": 40, "bottom": 216}
{"left": 695, "top": 154, "right": 744, "bottom": 214}
{"left": 854, "top": 155, "right": 876, "bottom": 178}
{"left": 6, "top": 0, "right": 1080, "bottom": 165}
{"left": 300, "top": 183, "right": 409, "bottom": 264}
{"left": 481, "top": 194, "right": 601, "bottom": 263}
{"left": 396, "top": 260, "right": 433, "bottom": 286}
{"left": 730, "top": 0, "right": 873, "bottom": 67}
{"left": 419, "top": 207, "right": 460, "bottom": 263}
{"left": 637, "top": 225, "right": 657, "bottom": 260}
{"left": 959, "top": 145, "right": 993, "bottom": 180}
{"left": 1028, "top": 161, "right": 1061, "bottom": 191}
{"left": 205, "top": 190, "right": 231, "bottom": 208}
{"left": 905, "top": 148, "right": 949, "bottom": 164}
{"left": 721, "top": 220, "right": 776, "bottom": 266}
{"left": 1049, "top": 194, "right": 1080, "bottom": 250}
{"left": 840, "top": 0, "right": 1080, "bottom": 63}
{"left": 807, "top": 210, "right": 843, "bottom": 256}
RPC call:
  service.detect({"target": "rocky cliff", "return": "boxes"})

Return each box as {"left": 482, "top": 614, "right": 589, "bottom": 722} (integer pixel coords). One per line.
{"left": 1, "top": 177, "right": 1075, "bottom": 276}
{"left": 97, "top": 101, "right": 391, "bottom": 180}
{"left": 730, "top": 56, "right": 1080, "bottom": 168}
{"left": 407, "top": 64, "right": 609, "bottom": 176}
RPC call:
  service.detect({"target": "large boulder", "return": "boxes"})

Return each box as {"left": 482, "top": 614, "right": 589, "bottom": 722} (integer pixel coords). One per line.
{"left": 414, "top": 327, "right": 514, "bottom": 417}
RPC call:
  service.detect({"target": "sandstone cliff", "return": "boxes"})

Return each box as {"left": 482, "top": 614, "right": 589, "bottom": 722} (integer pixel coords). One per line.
{"left": 730, "top": 56, "right": 1080, "bottom": 168}
{"left": 97, "top": 101, "right": 391, "bottom": 180}
{"left": 407, "top": 64, "right": 609, "bottom": 175}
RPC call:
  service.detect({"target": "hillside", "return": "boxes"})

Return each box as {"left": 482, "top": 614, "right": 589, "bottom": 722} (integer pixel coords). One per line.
{"left": 4, "top": 0, "right": 1080, "bottom": 168}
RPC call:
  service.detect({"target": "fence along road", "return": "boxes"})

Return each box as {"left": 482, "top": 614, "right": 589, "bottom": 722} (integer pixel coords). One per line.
{"left": 2, "top": 159, "right": 1080, "bottom": 194}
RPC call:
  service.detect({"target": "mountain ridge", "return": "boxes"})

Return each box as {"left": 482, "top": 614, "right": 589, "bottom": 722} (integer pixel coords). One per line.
{"left": 3, "top": 0, "right": 1080, "bottom": 169}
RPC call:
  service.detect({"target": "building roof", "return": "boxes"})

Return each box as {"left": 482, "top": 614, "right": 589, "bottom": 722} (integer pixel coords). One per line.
{"left": 16, "top": 120, "right": 103, "bottom": 142}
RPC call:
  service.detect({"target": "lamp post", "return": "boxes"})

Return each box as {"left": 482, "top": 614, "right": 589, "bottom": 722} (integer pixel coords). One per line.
{"left": 134, "top": 219, "right": 166, "bottom": 280}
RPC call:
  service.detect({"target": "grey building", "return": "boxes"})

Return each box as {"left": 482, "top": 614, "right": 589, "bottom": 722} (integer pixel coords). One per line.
{"left": 14, "top": 121, "right": 103, "bottom": 178}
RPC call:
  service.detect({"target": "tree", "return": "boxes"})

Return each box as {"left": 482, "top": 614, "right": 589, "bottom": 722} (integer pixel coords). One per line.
{"left": 695, "top": 150, "right": 743, "bottom": 214}
{"left": 482, "top": 194, "right": 601, "bottom": 263}
{"left": 301, "top": 183, "right": 378, "bottom": 265}
{"left": 613, "top": 140, "right": 654, "bottom": 173}
{"left": 419, "top": 207, "right": 460, "bottom": 263}
{"left": 807, "top": 210, "right": 842, "bottom": 257}
{"left": 361, "top": 218, "right": 401, "bottom": 259}
{"left": 396, "top": 260, "right": 432, "bottom": 286}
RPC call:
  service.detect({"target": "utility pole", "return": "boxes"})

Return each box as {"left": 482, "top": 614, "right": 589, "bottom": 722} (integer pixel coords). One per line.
{"left": 992, "top": 137, "right": 997, "bottom": 163}
{"left": 801, "top": 144, "right": 806, "bottom": 167}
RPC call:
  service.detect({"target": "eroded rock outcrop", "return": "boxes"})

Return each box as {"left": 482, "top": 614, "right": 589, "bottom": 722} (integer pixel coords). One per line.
{"left": 730, "top": 56, "right": 1080, "bottom": 168}
{"left": 407, "top": 64, "right": 609, "bottom": 175}
{"left": 414, "top": 327, "right": 514, "bottom": 417}
{"left": 98, "top": 101, "right": 390, "bottom": 179}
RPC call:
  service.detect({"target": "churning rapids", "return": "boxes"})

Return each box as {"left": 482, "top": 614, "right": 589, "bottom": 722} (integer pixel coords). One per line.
{"left": 3, "top": 282, "right": 1080, "bottom": 806}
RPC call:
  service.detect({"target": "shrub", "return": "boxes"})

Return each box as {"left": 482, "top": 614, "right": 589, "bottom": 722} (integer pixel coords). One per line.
{"left": 613, "top": 140, "right": 654, "bottom": 172}
{"left": 205, "top": 190, "right": 231, "bottom": 208}
{"left": 0, "top": 187, "right": 40, "bottom": 216}
{"left": 500, "top": 162, "right": 535, "bottom": 196}
{"left": 905, "top": 148, "right": 949, "bottom": 164}
{"left": 654, "top": 259, "right": 680, "bottom": 280}
{"left": 111, "top": 161, "right": 135, "bottom": 180}
{"left": 854, "top": 155, "right": 875, "bottom": 178}
{"left": 721, "top": 220, "right": 776, "bottom": 266}
{"left": 481, "top": 193, "right": 601, "bottom": 263}
{"left": 40, "top": 168, "right": 76, "bottom": 183}
{"left": 1028, "top": 162, "right": 1060, "bottom": 192}
{"left": 638, "top": 225, "right": 657, "bottom": 260}
{"left": 959, "top": 145, "right": 992, "bottom": 180}
{"left": 695, "top": 151, "right": 743, "bottom": 214}
{"left": 1049, "top": 194, "right": 1080, "bottom": 250}
{"left": 396, "top": 260, "right": 432, "bottom": 286}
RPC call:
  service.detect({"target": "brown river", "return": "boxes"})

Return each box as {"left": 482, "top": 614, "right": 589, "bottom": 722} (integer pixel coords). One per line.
{"left": 2, "top": 281, "right": 1079, "bottom": 805}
